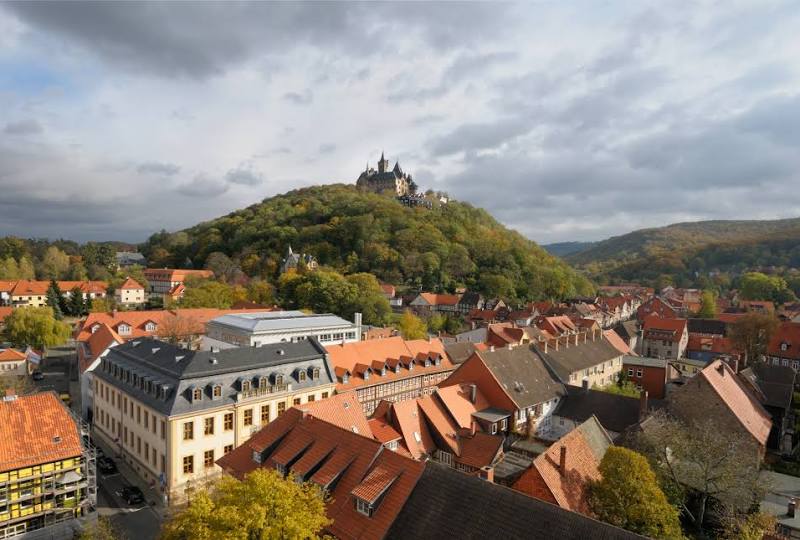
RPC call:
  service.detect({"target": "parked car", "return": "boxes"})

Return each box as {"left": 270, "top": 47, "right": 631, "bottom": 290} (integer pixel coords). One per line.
{"left": 97, "top": 456, "right": 118, "bottom": 475}
{"left": 120, "top": 486, "right": 144, "bottom": 505}
{"left": 32, "top": 370, "right": 44, "bottom": 381}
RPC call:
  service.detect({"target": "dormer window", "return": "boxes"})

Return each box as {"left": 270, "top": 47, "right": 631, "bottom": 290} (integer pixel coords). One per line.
{"left": 260, "top": 376, "right": 268, "bottom": 388}
{"left": 342, "top": 373, "right": 349, "bottom": 384}
{"left": 276, "top": 463, "right": 286, "bottom": 477}
{"left": 241, "top": 380, "right": 251, "bottom": 392}
{"left": 363, "top": 370, "right": 370, "bottom": 381}
{"left": 781, "top": 342, "right": 789, "bottom": 351}
{"left": 213, "top": 385, "right": 222, "bottom": 398}
{"left": 433, "top": 356, "right": 441, "bottom": 366}
{"left": 408, "top": 363, "right": 414, "bottom": 371}
{"left": 394, "top": 365, "right": 401, "bottom": 374}
{"left": 145, "top": 322, "right": 157, "bottom": 332}
{"left": 91, "top": 323, "right": 101, "bottom": 334}
{"left": 117, "top": 324, "right": 131, "bottom": 335}
{"left": 424, "top": 358, "right": 431, "bottom": 367}
{"left": 355, "top": 498, "right": 372, "bottom": 517}
{"left": 312, "top": 367, "right": 320, "bottom": 380}
{"left": 193, "top": 388, "right": 202, "bottom": 401}
{"left": 275, "top": 375, "right": 284, "bottom": 386}
{"left": 252, "top": 450, "right": 262, "bottom": 464}
{"left": 298, "top": 371, "right": 307, "bottom": 382}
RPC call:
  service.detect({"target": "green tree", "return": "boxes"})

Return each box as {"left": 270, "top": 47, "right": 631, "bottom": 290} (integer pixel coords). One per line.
{"left": 721, "top": 511, "right": 777, "bottom": 540}
{"left": 428, "top": 313, "right": 446, "bottom": 333}
{"left": 159, "top": 469, "right": 330, "bottom": 540}
{"left": 398, "top": 309, "right": 427, "bottom": 340}
{"left": 46, "top": 280, "right": 65, "bottom": 320}
{"left": 729, "top": 312, "right": 779, "bottom": 364}
{"left": 246, "top": 279, "right": 275, "bottom": 305}
{"left": 0, "top": 256, "right": 19, "bottom": 279}
{"left": 589, "top": 447, "right": 684, "bottom": 539}
{"left": 17, "top": 256, "right": 35, "bottom": 279}
{"left": 40, "top": 246, "right": 70, "bottom": 279}
{"left": 179, "top": 281, "right": 235, "bottom": 309}
{"left": 739, "top": 272, "right": 794, "bottom": 303}
{"left": 696, "top": 290, "right": 717, "bottom": 318}
{"left": 91, "top": 297, "right": 113, "bottom": 313}
{"left": 68, "top": 286, "right": 88, "bottom": 317}
{"left": 4, "top": 307, "right": 71, "bottom": 349}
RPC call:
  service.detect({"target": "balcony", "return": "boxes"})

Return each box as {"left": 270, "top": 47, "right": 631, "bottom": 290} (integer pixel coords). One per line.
{"left": 236, "top": 383, "right": 290, "bottom": 402}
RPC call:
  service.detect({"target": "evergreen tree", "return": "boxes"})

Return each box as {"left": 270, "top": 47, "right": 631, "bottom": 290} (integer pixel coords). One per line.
{"left": 46, "top": 280, "right": 64, "bottom": 320}
{"left": 68, "top": 286, "right": 87, "bottom": 317}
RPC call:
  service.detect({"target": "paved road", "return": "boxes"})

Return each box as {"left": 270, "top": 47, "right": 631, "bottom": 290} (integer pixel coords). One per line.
{"left": 96, "top": 462, "right": 163, "bottom": 540}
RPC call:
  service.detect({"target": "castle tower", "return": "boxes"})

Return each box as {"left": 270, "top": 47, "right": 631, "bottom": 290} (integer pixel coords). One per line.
{"left": 378, "top": 151, "right": 389, "bottom": 173}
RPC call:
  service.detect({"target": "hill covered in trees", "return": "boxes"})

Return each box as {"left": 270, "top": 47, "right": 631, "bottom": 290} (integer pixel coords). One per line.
{"left": 543, "top": 241, "right": 598, "bottom": 257}
{"left": 565, "top": 217, "right": 800, "bottom": 290}
{"left": 140, "top": 184, "right": 593, "bottom": 302}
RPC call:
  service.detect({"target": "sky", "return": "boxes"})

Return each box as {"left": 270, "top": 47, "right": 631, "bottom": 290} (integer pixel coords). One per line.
{"left": 1, "top": 1, "right": 800, "bottom": 245}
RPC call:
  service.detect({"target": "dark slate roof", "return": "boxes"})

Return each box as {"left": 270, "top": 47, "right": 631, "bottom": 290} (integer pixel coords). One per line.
{"left": 687, "top": 318, "right": 727, "bottom": 336}
{"left": 613, "top": 320, "right": 639, "bottom": 341}
{"left": 478, "top": 345, "right": 565, "bottom": 409}
{"left": 493, "top": 451, "right": 533, "bottom": 484}
{"left": 555, "top": 386, "right": 642, "bottom": 434}
{"left": 444, "top": 341, "right": 480, "bottom": 365}
{"left": 458, "top": 291, "right": 482, "bottom": 307}
{"left": 741, "top": 364, "right": 796, "bottom": 409}
{"left": 385, "top": 461, "right": 645, "bottom": 540}
{"left": 535, "top": 337, "right": 623, "bottom": 381}
{"left": 94, "top": 337, "right": 335, "bottom": 416}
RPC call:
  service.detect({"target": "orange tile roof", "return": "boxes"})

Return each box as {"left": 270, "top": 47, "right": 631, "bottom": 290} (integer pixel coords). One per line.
{"left": 373, "top": 399, "right": 436, "bottom": 459}
{"left": 537, "top": 316, "right": 577, "bottom": 336}
{"left": 351, "top": 465, "right": 399, "bottom": 503}
{"left": 368, "top": 418, "right": 402, "bottom": 443}
{"left": 0, "top": 306, "right": 12, "bottom": 325}
{"left": 0, "top": 281, "right": 17, "bottom": 293}
{"left": 0, "top": 392, "right": 83, "bottom": 473}
{"left": 513, "top": 417, "right": 611, "bottom": 515}
{"left": 7, "top": 280, "right": 108, "bottom": 296}
{"left": 486, "top": 323, "right": 527, "bottom": 347}
{"left": 74, "top": 308, "right": 264, "bottom": 342}
{"left": 417, "top": 394, "right": 460, "bottom": 454}
{"left": 643, "top": 315, "right": 687, "bottom": 342}
{"left": 435, "top": 383, "right": 489, "bottom": 429}
{"left": 686, "top": 334, "right": 738, "bottom": 355}
{"left": 717, "top": 312, "right": 746, "bottom": 324}
{"left": 418, "top": 292, "right": 461, "bottom": 306}
{"left": 456, "top": 431, "right": 503, "bottom": 469}
{"left": 603, "top": 329, "right": 634, "bottom": 356}
{"left": 79, "top": 323, "right": 125, "bottom": 373}
{"left": 0, "top": 348, "right": 26, "bottom": 362}
{"left": 143, "top": 268, "right": 213, "bottom": 281}
{"left": 299, "top": 393, "right": 373, "bottom": 438}
{"left": 324, "top": 336, "right": 452, "bottom": 392}
{"left": 699, "top": 360, "right": 771, "bottom": 446}
{"left": 118, "top": 276, "right": 144, "bottom": 290}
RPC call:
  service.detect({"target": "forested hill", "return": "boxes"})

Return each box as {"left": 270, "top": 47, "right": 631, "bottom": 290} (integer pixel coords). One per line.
{"left": 543, "top": 241, "right": 597, "bottom": 257}
{"left": 140, "top": 184, "right": 593, "bottom": 301}
{"left": 566, "top": 217, "right": 800, "bottom": 288}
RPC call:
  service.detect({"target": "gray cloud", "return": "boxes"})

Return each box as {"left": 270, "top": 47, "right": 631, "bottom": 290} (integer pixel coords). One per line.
{"left": 225, "top": 167, "right": 263, "bottom": 186}
{"left": 3, "top": 119, "right": 43, "bottom": 135}
{"left": 429, "top": 117, "right": 533, "bottom": 155}
{"left": 283, "top": 90, "right": 313, "bottom": 105}
{"left": 318, "top": 143, "right": 336, "bottom": 154}
{"left": 176, "top": 174, "right": 230, "bottom": 197}
{"left": 137, "top": 161, "right": 181, "bottom": 176}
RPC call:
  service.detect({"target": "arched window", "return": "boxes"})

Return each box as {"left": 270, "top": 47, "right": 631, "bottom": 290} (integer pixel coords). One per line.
{"left": 193, "top": 388, "right": 202, "bottom": 401}
{"left": 241, "top": 380, "right": 251, "bottom": 392}
{"left": 313, "top": 368, "right": 320, "bottom": 380}
{"left": 213, "top": 385, "right": 222, "bottom": 398}
{"left": 298, "top": 371, "right": 306, "bottom": 382}
{"left": 260, "top": 377, "right": 268, "bottom": 388}
{"left": 275, "top": 375, "right": 284, "bottom": 386}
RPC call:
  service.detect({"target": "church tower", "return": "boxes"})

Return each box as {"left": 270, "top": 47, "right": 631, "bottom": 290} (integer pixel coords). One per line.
{"left": 378, "top": 151, "right": 389, "bottom": 173}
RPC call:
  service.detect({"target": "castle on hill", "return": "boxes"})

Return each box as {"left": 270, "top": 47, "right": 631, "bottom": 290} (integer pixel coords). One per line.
{"left": 356, "top": 152, "right": 417, "bottom": 196}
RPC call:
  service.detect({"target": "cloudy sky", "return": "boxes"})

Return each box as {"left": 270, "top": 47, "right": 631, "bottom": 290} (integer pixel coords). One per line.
{"left": 2, "top": 1, "right": 799, "bottom": 245}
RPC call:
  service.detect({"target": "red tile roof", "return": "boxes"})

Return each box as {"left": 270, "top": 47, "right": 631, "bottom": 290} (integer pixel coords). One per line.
{"left": 643, "top": 315, "right": 687, "bottom": 342}
{"left": 768, "top": 322, "right": 800, "bottom": 360}
{"left": 8, "top": 280, "right": 108, "bottom": 296}
{"left": 536, "top": 316, "right": 577, "bottom": 337}
{"left": 417, "top": 292, "right": 461, "bottom": 306}
{"left": 143, "top": 268, "right": 213, "bottom": 281}
{"left": 603, "top": 329, "right": 634, "bottom": 356}
{"left": 512, "top": 417, "right": 611, "bottom": 515}
{"left": 0, "top": 306, "right": 14, "bottom": 324}
{"left": 435, "top": 383, "right": 489, "bottom": 429}
{"left": 217, "top": 414, "right": 425, "bottom": 540}
{"left": 699, "top": 360, "right": 772, "bottom": 446}
{"left": 486, "top": 323, "right": 527, "bottom": 347}
{"left": 686, "top": 334, "right": 738, "bottom": 355}
{"left": 0, "top": 392, "right": 83, "bottom": 473}
{"left": 373, "top": 399, "right": 436, "bottom": 459}
{"left": 79, "top": 323, "right": 124, "bottom": 373}
{"left": 368, "top": 418, "right": 402, "bottom": 444}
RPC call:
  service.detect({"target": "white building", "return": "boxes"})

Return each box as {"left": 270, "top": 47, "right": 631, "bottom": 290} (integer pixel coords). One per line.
{"left": 114, "top": 277, "right": 146, "bottom": 306}
{"left": 203, "top": 311, "right": 362, "bottom": 349}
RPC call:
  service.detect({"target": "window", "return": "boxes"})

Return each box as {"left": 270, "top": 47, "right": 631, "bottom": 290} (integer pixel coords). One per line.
{"left": 277, "top": 402, "right": 286, "bottom": 416}
{"left": 223, "top": 412, "right": 234, "bottom": 431}
{"left": 636, "top": 369, "right": 643, "bottom": 377}
{"left": 193, "top": 388, "right": 202, "bottom": 401}
{"left": 152, "top": 448, "right": 157, "bottom": 467}
{"left": 137, "top": 436, "right": 141, "bottom": 455}
{"left": 501, "top": 418, "right": 507, "bottom": 430}
{"left": 161, "top": 420, "right": 166, "bottom": 440}
{"left": 261, "top": 405, "right": 270, "bottom": 424}
{"left": 491, "top": 423, "right": 497, "bottom": 435}
{"left": 307, "top": 394, "right": 315, "bottom": 402}
{"left": 145, "top": 442, "right": 149, "bottom": 461}
{"left": 298, "top": 371, "right": 306, "bottom": 382}
{"left": 204, "top": 417, "right": 214, "bottom": 435}
{"left": 293, "top": 397, "right": 301, "bottom": 406}
{"left": 627, "top": 368, "right": 633, "bottom": 376}
{"left": 244, "top": 409, "right": 253, "bottom": 426}
{"left": 183, "top": 421, "right": 194, "bottom": 441}
{"left": 204, "top": 450, "right": 215, "bottom": 468}
{"left": 213, "top": 385, "right": 222, "bottom": 398}
{"left": 241, "top": 380, "right": 251, "bottom": 392}
{"left": 313, "top": 368, "right": 320, "bottom": 379}
{"left": 321, "top": 392, "right": 329, "bottom": 399}
{"left": 183, "top": 455, "right": 194, "bottom": 474}
{"left": 137, "top": 406, "right": 141, "bottom": 424}
{"left": 275, "top": 375, "right": 284, "bottom": 385}
{"left": 356, "top": 498, "right": 372, "bottom": 517}
{"left": 144, "top": 410, "right": 149, "bottom": 429}
{"left": 224, "top": 444, "right": 234, "bottom": 455}
{"left": 260, "top": 376, "right": 268, "bottom": 388}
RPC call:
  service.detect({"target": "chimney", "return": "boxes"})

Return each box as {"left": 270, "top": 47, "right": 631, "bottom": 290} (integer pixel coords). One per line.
{"left": 574, "top": 333, "right": 579, "bottom": 346}
{"left": 354, "top": 312, "right": 362, "bottom": 339}
{"left": 480, "top": 465, "right": 494, "bottom": 483}
{"left": 554, "top": 337, "right": 559, "bottom": 352}
{"left": 490, "top": 345, "right": 495, "bottom": 352}
{"left": 717, "top": 362, "right": 725, "bottom": 376}
{"left": 470, "top": 418, "right": 477, "bottom": 436}
{"left": 544, "top": 340, "right": 548, "bottom": 353}
{"left": 581, "top": 378, "right": 589, "bottom": 393}
{"left": 789, "top": 499, "right": 796, "bottom": 518}
{"left": 639, "top": 390, "right": 649, "bottom": 421}
{"left": 469, "top": 383, "right": 477, "bottom": 404}
{"left": 583, "top": 332, "right": 588, "bottom": 344}
{"left": 559, "top": 446, "right": 567, "bottom": 474}
{"left": 4, "top": 388, "right": 17, "bottom": 401}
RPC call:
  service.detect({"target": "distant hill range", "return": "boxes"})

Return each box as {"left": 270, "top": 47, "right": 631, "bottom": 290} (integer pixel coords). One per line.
{"left": 140, "top": 184, "right": 593, "bottom": 301}
{"left": 542, "top": 241, "right": 598, "bottom": 257}
{"left": 561, "top": 217, "right": 800, "bottom": 287}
